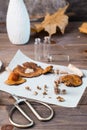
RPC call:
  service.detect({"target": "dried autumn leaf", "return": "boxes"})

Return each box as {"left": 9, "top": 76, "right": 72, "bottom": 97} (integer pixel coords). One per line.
{"left": 33, "top": 4, "right": 69, "bottom": 36}
{"left": 79, "top": 22, "right": 87, "bottom": 34}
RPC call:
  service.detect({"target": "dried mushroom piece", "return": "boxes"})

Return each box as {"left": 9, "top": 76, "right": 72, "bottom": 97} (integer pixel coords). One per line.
{"left": 13, "top": 62, "right": 43, "bottom": 78}
{"left": 54, "top": 86, "right": 60, "bottom": 95}
{"left": 68, "top": 64, "right": 83, "bottom": 77}
{"left": 57, "top": 96, "right": 65, "bottom": 102}
{"left": 13, "top": 62, "right": 54, "bottom": 78}
{"left": 42, "top": 65, "right": 53, "bottom": 74}
{"left": 5, "top": 72, "right": 26, "bottom": 85}
{"left": 25, "top": 86, "right": 31, "bottom": 91}
{"left": 59, "top": 74, "right": 82, "bottom": 87}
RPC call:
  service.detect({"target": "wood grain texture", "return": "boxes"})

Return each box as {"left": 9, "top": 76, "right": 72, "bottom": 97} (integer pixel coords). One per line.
{"left": 0, "top": 0, "right": 66, "bottom": 22}
{"left": 1, "top": 0, "right": 87, "bottom": 33}
{"left": 67, "top": 0, "right": 87, "bottom": 21}
{"left": 25, "top": 0, "right": 66, "bottom": 18}
{"left": 0, "top": 22, "right": 87, "bottom": 130}
{"left": 0, "top": 0, "right": 87, "bottom": 24}
{"left": 0, "top": 0, "right": 66, "bottom": 33}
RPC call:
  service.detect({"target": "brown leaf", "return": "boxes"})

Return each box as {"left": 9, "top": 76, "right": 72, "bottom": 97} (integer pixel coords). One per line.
{"left": 32, "top": 4, "right": 69, "bottom": 36}
{"left": 79, "top": 22, "right": 87, "bottom": 34}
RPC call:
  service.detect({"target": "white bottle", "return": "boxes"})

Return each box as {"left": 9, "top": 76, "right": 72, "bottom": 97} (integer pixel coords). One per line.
{"left": 6, "top": 0, "right": 30, "bottom": 45}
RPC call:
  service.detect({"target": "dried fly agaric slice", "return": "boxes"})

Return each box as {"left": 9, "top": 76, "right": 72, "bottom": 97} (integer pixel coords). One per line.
{"left": 5, "top": 72, "right": 26, "bottom": 85}
{"left": 13, "top": 62, "right": 44, "bottom": 78}
{"left": 59, "top": 74, "right": 82, "bottom": 87}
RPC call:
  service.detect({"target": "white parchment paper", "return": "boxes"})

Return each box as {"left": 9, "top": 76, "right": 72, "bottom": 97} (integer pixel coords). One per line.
{"left": 0, "top": 50, "right": 87, "bottom": 107}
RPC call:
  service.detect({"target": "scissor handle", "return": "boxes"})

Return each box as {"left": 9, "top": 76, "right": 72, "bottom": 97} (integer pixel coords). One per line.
{"left": 9, "top": 102, "right": 34, "bottom": 128}
{"left": 9, "top": 99, "right": 54, "bottom": 128}
{"left": 25, "top": 100, "right": 54, "bottom": 121}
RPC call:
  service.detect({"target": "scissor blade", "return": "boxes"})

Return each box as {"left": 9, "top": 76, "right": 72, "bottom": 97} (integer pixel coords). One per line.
{"left": 11, "top": 94, "right": 20, "bottom": 102}
{"left": 11, "top": 94, "right": 26, "bottom": 104}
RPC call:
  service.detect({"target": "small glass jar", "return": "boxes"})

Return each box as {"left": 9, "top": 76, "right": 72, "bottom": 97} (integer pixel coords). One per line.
{"left": 43, "top": 36, "right": 51, "bottom": 60}
{"left": 34, "top": 38, "right": 43, "bottom": 61}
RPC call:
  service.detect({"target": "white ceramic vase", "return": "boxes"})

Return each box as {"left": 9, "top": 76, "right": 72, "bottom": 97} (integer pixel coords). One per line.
{"left": 6, "top": 0, "right": 30, "bottom": 45}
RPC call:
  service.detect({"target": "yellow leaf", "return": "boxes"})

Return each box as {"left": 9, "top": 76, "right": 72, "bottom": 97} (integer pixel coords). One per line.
{"left": 33, "top": 4, "right": 69, "bottom": 36}
{"left": 79, "top": 23, "right": 87, "bottom": 34}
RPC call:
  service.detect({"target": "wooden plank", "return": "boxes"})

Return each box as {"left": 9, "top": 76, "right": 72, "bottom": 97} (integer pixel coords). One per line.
{"left": 0, "top": 0, "right": 66, "bottom": 23}
{"left": 67, "top": 0, "right": 87, "bottom": 21}
{"left": 0, "top": 0, "right": 87, "bottom": 34}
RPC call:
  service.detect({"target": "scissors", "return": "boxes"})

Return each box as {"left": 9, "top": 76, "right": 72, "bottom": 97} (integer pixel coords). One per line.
{"left": 9, "top": 95, "right": 54, "bottom": 128}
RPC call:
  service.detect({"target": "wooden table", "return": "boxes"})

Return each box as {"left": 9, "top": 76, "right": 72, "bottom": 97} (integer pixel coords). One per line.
{"left": 0, "top": 22, "right": 87, "bottom": 130}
